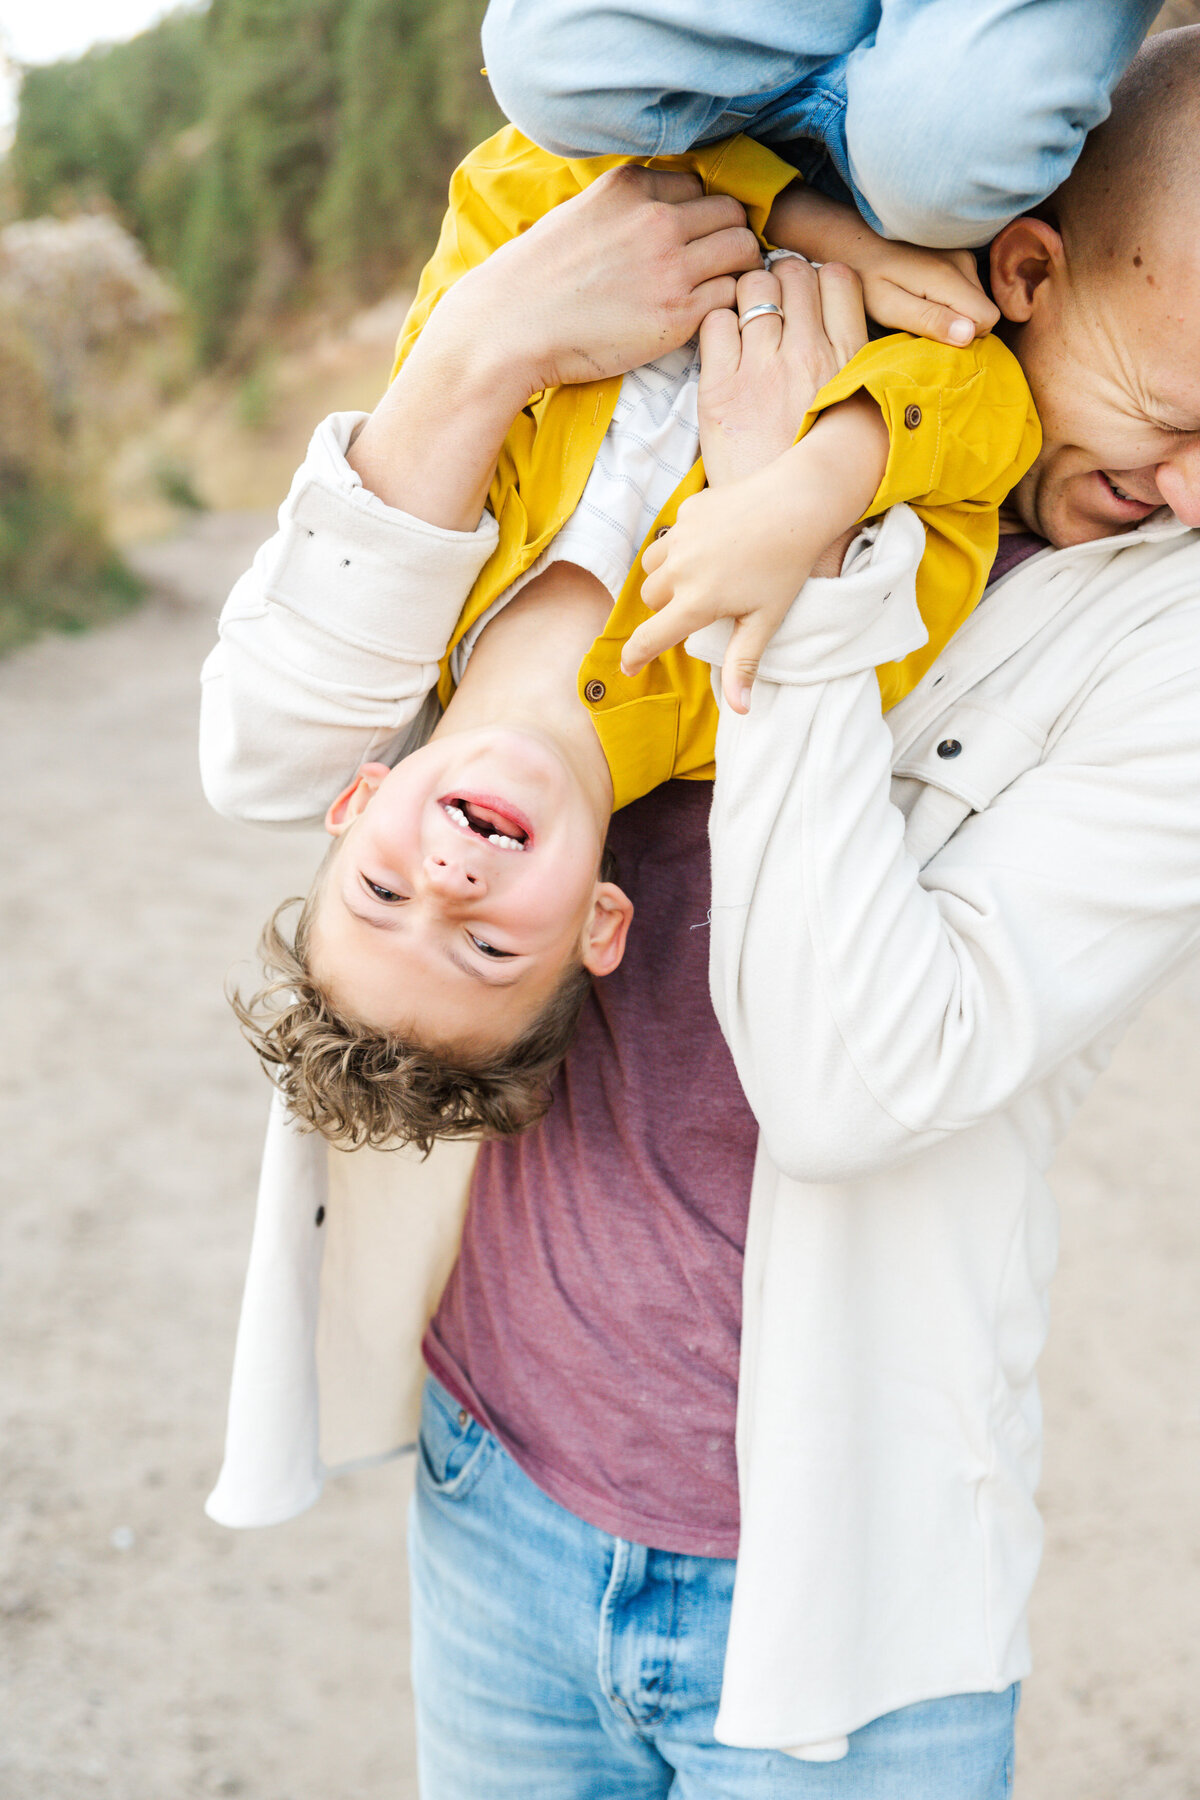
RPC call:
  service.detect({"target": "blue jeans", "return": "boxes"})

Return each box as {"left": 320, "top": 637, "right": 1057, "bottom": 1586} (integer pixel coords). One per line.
{"left": 480, "top": 0, "right": 1158, "bottom": 245}
{"left": 408, "top": 1375, "right": 1020, "bottom": 1797}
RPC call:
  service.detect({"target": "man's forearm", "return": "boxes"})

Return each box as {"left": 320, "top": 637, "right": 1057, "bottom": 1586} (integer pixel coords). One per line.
{"left": 347, "top": 288, "right": 537, "bottom": 529}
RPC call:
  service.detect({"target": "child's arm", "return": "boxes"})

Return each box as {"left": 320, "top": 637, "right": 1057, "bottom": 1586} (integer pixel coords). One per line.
{"left": 767, "top": 184, "right": 1000, "bottom": 348}
{"left": 623, "top": 277, "right": 1040, "bottom": 713}
{"left": 624, "top": 394, "right": 889, "bottom": 711}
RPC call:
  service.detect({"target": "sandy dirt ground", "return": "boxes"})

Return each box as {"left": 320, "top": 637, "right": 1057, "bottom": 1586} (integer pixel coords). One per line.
{"left": 1, "top": 513, "right": 1197, "bottom": 1798}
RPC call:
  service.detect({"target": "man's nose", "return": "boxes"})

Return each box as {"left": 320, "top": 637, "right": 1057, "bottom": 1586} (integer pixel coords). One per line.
{"left": 422, "top": 851, "right": 484, "bottom": 901}
{"left": 1157, "top": 440, "right": 1200, "bottom": 528}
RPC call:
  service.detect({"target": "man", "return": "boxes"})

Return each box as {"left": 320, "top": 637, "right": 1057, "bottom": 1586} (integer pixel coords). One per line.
{"left": 206, "top": 28, "right": 1200, "bottom": 1797}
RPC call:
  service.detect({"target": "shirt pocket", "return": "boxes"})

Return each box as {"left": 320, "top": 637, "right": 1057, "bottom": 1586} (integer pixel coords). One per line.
{"left": 418, "top": 1377, "right": 496, "bottom": 1500}
{"left": 893, "top": 700, "right": 1046, "bottom": 869}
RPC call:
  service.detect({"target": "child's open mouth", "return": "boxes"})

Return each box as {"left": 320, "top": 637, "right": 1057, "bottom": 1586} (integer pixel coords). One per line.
{"left": 439, "top": 793, "right": 532, "bottom": 851}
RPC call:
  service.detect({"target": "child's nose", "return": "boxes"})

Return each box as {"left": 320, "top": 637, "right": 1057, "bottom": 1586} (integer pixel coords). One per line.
{"left": 423, "top": 852, "right": 484, "bottom": 899}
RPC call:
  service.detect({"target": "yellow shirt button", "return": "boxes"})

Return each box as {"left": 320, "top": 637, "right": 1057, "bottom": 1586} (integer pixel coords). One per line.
{"left": 584, "top": 679, "right": 607, "bottom": 704}
{"left": 904, "top": 404, "right": 923, "bottom": 429}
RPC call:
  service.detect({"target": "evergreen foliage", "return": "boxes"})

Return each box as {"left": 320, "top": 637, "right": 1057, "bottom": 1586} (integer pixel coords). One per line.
{"left": 8, "top": 0, "right": 499, "bottom": 362}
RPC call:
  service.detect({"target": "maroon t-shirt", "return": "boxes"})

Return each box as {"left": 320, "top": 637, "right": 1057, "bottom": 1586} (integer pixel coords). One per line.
{"left": 425, "top": 536, "right": 1047, "bottom": 1554}
{"left": 425, "top": 780, "right": 755, "bottom": 1554}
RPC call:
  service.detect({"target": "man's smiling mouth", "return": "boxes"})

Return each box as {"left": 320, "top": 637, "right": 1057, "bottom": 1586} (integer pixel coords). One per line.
{"left": 1099, "top": 471, "right": 1158, "bottom": 516}
{"left": 440, "top": 795, "right": 531, "bottom": 851}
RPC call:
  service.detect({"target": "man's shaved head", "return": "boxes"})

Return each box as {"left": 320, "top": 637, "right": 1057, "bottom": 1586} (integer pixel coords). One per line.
{"left": 1054, "top": 26, "right": 1200, "bottom": 277}
{"left": 987, "top": 23, "right": 1200, "bottom": 548}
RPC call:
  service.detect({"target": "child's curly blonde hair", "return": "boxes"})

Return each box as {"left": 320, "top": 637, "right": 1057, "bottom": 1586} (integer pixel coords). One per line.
{"left": 231, "top": 881, "right": 593, "bottom": 1155}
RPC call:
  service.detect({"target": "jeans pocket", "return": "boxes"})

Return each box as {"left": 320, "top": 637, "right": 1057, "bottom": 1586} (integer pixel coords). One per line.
{"left": 418, "top": 1377, "right": 495, "bottom": 1500}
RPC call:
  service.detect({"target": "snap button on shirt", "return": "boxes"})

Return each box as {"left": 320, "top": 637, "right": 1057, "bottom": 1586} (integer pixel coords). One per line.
{"left": 937, "top": 738, "right": 963, "bottom": 759}
{"left": 904, "top": 404, "right": 923, "bottom": 430}
{"left": 584, "top": 679, "right": 607, "bottom": 704}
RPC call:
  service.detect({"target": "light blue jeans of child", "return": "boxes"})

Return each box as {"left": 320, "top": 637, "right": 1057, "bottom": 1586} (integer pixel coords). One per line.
{"left": 408, "top": 1374, "right": 1021, "bottom": 1798}
{"left": 480, "top": 0, "right": 1159, "bottom": 246}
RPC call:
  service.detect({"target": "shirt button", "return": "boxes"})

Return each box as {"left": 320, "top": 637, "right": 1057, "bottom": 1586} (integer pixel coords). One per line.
{"left": 584, "top": 679, "right": 606, "bottom": 704}
{"left": 937, "top": 738, "right": 962, "bottom": 759}
{"left": 904, "top": 404, "right": 923, "bottom": 429}
{"left": 656, "top": 525, "right": 671, "bottom": 539}
{"left": 314, "top": 1205, "right": 326, "bottom": 1226}
{"left": 457, "top": 1409, "right": 469, "bottom": 1428}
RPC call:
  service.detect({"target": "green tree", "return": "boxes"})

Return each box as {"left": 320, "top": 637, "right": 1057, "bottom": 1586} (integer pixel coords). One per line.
{"left": 12, "top": 12, "right": 207, "bottom": 231}
{"left": 6, "top": 0, "right": 500, "bottom": 360}
{"left": 313, "top": 0, "right": 498, "bottom": 295}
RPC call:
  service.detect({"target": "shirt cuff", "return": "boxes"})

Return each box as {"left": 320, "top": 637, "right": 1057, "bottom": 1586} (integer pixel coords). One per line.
{"left": 263, "top": 412, "right": 500, "bottom": 661}
{"left": 685, "top": 503, "right": 927, "bottom": 685}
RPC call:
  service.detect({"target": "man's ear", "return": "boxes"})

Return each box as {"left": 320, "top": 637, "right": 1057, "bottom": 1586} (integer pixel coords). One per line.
{"left": 989, "top": 217, "right": 1065, "bottom": 324}
{"left": 580, "top": 883, "right": 634, "bottom": 979}
{"left": 324, "top": 763, "right": 391, "bottom": 835}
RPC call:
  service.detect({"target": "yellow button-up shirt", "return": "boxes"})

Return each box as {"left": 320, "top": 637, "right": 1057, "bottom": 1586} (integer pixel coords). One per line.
{"left": 393, "top": 127, "right": 1041, "bottom": 810}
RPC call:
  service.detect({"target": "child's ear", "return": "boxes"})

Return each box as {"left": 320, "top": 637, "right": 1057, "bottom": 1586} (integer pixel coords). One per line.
{"left": 580, "top": 883, "right": 634, "bottom": 978}
{"left": 989, "top": 216, "right": 1064, "bottom": 324}
{"left": 325, "top": 763, "right": 391, "bottom": 835}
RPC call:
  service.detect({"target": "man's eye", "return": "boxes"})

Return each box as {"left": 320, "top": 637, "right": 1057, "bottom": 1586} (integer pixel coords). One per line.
{"left": 469, "top": 933, "right": 513, "bottom": 959}
{"left": 365, "top": 878, "right": 403, "bottom": 903}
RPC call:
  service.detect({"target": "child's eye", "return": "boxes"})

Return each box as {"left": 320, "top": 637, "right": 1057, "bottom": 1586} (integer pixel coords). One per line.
{"left": 469, "top": 933, "right": 513, "bottom": 959}
{"left": 365, "top": 878, "right": 403, "bottom": 903}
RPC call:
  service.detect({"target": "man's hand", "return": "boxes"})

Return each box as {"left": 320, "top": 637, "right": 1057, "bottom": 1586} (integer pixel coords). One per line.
{"left": 463, "top": 165, "right": 762, "bottom": 397}
{"left": 768, "top": 184, "right": 999, "bottom": 348}
{"left": 349, "top": 167, "right": 760, "bottom": 529}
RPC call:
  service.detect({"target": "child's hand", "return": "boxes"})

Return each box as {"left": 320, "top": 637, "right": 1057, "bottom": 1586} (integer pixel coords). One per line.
{"left": 623, "top": 470, "right": 815, "bottom": 713}
{"left": 698, "top": 258, "right": 867, "bottom": 488}
{"left": 848, "top": 235, "right": 999, "bottom": 347}
{"left": 767, "top": 185, "right": 999, "bottom": 349}
{"left": 621, "top": 258, "right": 885, "bottom": 714}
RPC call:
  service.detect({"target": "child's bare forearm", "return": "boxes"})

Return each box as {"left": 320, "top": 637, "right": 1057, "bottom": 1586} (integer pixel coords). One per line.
{"left": 764, "top": 392, "right": 891, "bottom": 569}
{"left": 625, "top": 393, "right": 890, "bottom": 694}
{"left": 767, "top": 184, "right": 884, "bottom": 269}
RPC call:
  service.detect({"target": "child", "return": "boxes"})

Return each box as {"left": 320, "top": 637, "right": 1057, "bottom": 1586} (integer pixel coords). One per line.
{"left": 202, "top": 130, "right": 1038, "bottom": 1150}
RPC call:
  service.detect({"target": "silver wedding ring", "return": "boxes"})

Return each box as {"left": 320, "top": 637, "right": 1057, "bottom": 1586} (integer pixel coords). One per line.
{"left": 737, "top": 302, "right": 784, "bottom": 330}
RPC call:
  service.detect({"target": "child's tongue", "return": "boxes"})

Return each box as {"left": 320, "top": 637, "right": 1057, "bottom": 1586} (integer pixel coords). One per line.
{"left": 461, "top": 798, "right": 527, "bottom": 841}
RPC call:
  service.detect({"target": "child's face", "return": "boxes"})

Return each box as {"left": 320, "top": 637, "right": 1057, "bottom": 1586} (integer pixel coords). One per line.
{"left": 309, "top": 729, "right": 631, "bottom": 1054}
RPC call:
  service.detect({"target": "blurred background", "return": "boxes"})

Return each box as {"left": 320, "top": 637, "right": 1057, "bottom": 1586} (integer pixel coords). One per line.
{"left": 0, "top": 4, "right": 1198, "bottom": 1797}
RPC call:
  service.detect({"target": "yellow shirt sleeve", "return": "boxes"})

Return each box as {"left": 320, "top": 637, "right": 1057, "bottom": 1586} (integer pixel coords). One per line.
{"left": 795, "top": 332, "right": 1041, "bottom": 516}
